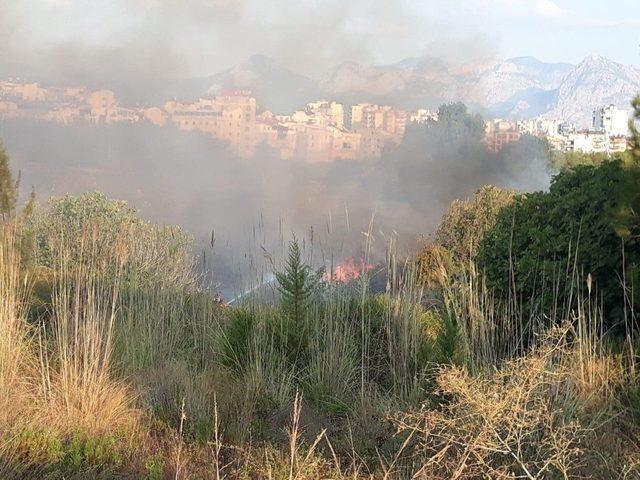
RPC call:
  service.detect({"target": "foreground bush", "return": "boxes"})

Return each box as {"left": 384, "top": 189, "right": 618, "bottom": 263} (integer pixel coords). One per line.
{"left": 393, "top": 326, "right": 639, "bottom": 479}
{"left": 28, "top": 191, "right": 195, "bottom": 289}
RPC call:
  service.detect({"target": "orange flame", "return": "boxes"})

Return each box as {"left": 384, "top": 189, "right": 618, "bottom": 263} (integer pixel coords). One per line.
{"left": 323, "top": 258, "right": 373, "bottom": 283}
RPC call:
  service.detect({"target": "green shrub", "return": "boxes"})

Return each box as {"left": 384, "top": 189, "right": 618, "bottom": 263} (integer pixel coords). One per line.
{"left": 220, "top": 307, "right": 256, "bottom": 373}
{"left": 478, "top": 159, "right": 640, "bottom": 333}
{"left": 4, "top": 429, "right": 126, "bottom": 478}
{"left": 144, "top": 454, "right": 164, "bottom": 480}
{"left": 27, "top": 191, "right": 194, "bottom": 289}
{"left": 9, "top": 428, "right": 63, "bottom": 467}
{"left": 61, "top": 432, "right": 123, "bottom": 474}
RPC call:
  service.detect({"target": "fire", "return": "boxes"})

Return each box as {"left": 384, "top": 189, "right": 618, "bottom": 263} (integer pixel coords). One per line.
{"left": 323, "top": 257, "right": 373, "bottom": 283}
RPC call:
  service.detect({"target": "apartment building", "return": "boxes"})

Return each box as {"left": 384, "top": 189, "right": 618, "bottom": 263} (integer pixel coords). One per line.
{"left": 166, "top": 91, "right": 257, "bottom": 157}
{"left": 593, "top": 104, "right": 629, "bottom": 137}
{"left": 351, "top": 104, "right": 406, "bottom": 138}
{"left": 484, "top": 119, "right": 521, "bottom": 152}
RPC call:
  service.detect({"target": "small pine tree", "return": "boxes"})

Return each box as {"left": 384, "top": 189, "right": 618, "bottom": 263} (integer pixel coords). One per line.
{"left": 276, "top": 238, "right": 318, "bottom": 324}
{"left": 0, "top": 141, "right": 17, "bottom": 218}
{"left": 435, "top": 308, "right": 465, "bottom": 365}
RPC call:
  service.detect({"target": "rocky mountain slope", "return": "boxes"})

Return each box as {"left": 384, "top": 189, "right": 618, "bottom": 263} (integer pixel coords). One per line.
{"left": 542, "top": 55, "right": 640, "bottom": 126}
{"left": 471, "top": 56, "right": 572, "bottom": 106}
{"left": 204, "top": 54, "right": 320, "bottom": 113}
{"left": 202, "top": 54, "right": 640, "bottom": 124}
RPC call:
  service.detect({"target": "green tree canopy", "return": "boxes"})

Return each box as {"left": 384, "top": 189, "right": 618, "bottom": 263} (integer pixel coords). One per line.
{"left": 477, "top": 159, "right": 639, "bottom": 332}
{"left": 549, "top": 151, "right": 610, "bottom": 173}
{"left": 435, "top": 185, "right": 514, "bottom": 265}
{"left": 29, "top": 191, "right": 194, "bottom": 288}
{"left": 430, "top": 102, "right": 486, "bottom": 144}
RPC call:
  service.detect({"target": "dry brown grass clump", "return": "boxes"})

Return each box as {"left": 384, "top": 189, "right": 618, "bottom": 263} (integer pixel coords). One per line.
{"left": 392, "top": 326, "right": 639, "bottom": 479}
{"left": 0, "top": 223, "right": 143, "bottom": 477}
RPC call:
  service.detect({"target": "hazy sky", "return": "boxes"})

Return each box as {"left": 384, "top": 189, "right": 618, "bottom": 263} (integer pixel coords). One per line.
{"left": 1, "top": 0, "right": 639, "bottom": 81}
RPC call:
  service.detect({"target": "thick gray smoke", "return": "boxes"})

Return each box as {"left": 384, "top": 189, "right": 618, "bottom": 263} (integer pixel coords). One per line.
{"left": 0, "top": 1, "right": 497, "bottom": 102}
{"left": 0, "top": 1, "right": 549, "bottom": 295}
{"left": 0, "top": 117, "right": 550, "bottom": 296}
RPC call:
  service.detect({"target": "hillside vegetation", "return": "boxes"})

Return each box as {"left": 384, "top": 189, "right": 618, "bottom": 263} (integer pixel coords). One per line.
{"left": 0, "top": 100, "right": 638, "bottom": 478}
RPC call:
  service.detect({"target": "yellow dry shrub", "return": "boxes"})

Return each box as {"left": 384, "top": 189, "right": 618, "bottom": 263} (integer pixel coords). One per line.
{"left": 392, "top": 326, "right": 636, "bottom": 479}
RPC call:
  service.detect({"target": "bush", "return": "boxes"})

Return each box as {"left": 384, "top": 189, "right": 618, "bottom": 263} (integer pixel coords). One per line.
{"left": 434, "top": 185, "right": 514, "bottom": 265}
{"left": 392, "top": 326, "right": 637, "bottom": 479}
{"left": 477, "top": 159, "right": 640, "bottom": 332}
{"left": 28, "top": 192, "right": 194, "bottom": 289}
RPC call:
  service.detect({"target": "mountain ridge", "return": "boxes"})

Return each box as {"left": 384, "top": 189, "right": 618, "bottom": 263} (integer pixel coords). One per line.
{"left": 201, "top": 54, "right": 640, "bottom": 125}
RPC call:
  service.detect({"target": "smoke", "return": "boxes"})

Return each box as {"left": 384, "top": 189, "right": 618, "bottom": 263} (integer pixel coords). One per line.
{"left": 0, "top": 1, "right": 549, "bottom": 295}
{"left": 0, "top": 0, "right": 498, "bottom": 102}
{"left": 0, "top": 113, "right": 550, "bottom": 296}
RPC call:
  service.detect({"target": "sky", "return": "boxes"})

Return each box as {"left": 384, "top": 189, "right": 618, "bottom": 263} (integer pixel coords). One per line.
{"left": 1, "top": 0, "right": 639, "bottom": 82}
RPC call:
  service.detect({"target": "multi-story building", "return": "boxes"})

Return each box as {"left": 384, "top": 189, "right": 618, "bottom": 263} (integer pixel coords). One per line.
{"left": 569, "top": 131, "right": 609, "bottom": 154}
{"left": 353, "top": 127, "right": 393, "bottom": 158}
{"left": 255, "top": 111, "right": 298, "bottom": 159}
{"left": 351, "top": 104, "right": 406, "bottom": 138}
{"left": 330, "top": 128, "right": 361, "bottom": 160}
{"left": 305, "top": 101, "right": 345, "bottom": 128}
{"left": 165, "top": 90, "right": 257, "bottom": 157}
{"left": 593, "top": 105, "right": 629, "bottom": 137}
{"left": 292, "top": 124, "right": 335, "bottom": 162}
{"left": 484, "top": 119, "right": 521, "bottom": 152}
{"left": 87, "top": 90, "right": 117, "bottom": 123}
{"left": 0, "top": 81, "right": 47, "bottom": 102}
{"left": 409, "top": 109, "right": 438, "bottom": 124}
{"left": 609, "top": 136, "right": 629, "bottom": 153}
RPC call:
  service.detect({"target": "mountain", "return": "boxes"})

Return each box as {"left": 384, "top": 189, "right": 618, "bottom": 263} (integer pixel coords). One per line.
{"left": 322, "top": 61, "right": 411, "bottom": 97}
{"left": 193, "top": 54, "right": 640, "bottom": 125}
{"left": 320, "top": 55, "right": 574, "bottom": 111}
{"left": 205, "top": 54, "right": 320, "bottom": 113}
{"left": 473, "top": 56, "right": 572, "bottom": 107}
{"left": 542, "top": 55, "right": 640, "bottom": 126}
{"left": 321, "top": 57, "right": 472, "bottom": 108}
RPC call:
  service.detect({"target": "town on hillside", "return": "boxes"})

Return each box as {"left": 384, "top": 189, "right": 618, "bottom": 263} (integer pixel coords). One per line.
{"left": 0, "top": 79, "right": 633, "bottom": 161}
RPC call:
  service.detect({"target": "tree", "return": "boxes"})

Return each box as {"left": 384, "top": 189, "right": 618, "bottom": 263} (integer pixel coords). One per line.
{"left": 29, "top": 191, "right": 194, "bottom": 287}
{"left": 629, "top": 95, "right": 640, "bottom": 161}
{"left": 0, "top": 140, "right": 17, "bottom": 218}
{"left": 614, "top": 95, "right": 640, "bottom": 242}
{"left": 431, "top": 102, "right": 485, "bottom": 144}
{"left": 393, "top": 102, "right": 495, "bottom": 213}
{"left": 276, "top": 238, "right": 319, "bottom": 324}
{"left": 435, "top": 185, "right": 514, "bottom": 265}
{"left": 549, "top": 151, "right": 609, "bottom": 172}
{"left": 477, "top": 159, "right": 639, "bottom": 332}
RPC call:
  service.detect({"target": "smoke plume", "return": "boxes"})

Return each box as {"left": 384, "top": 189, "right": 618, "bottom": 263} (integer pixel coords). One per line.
{"left": 0, "top": 115, "right": 550, "bottom": 296}
{"left": 0, "top": 1, "right": 549, "bottom": 295}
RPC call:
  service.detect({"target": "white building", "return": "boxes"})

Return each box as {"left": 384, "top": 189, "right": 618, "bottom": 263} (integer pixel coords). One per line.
{"left": 569, "top": 131, "right": 608, "bottom": 154}
{"left": 305, "top": 101, "right": 345, "bottom": 128}
{"left": 593, "top": 105, "right": 629, "bottom": 137}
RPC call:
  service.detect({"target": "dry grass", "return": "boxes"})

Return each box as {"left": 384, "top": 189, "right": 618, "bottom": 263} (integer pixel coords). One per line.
{"left": 392, "top": 325, "right": 638, "bottom": 479}
{"left": 0, "top": 223, "right": 142, "bottom": 477}
{"left": 0, "top": 210, "right": 638, "bottom": 478}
